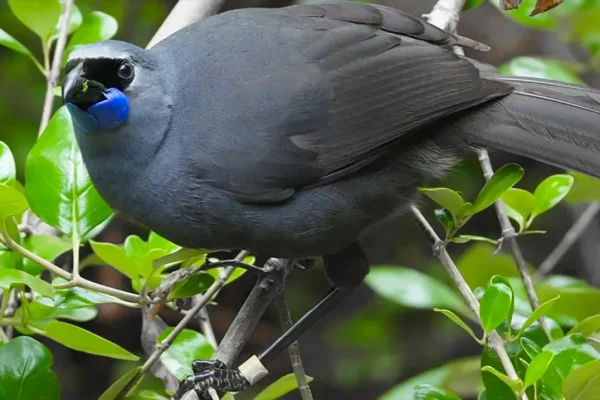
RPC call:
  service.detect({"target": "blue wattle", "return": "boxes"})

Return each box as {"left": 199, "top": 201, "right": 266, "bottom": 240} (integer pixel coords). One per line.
{"left": 67, "top": 87, "right": 130, "bottom": 134}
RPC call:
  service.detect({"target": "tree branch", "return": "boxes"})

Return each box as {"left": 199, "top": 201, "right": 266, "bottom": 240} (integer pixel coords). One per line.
{"left": 477, "top": 150, "right": 552, "bottom": 341}
{"left": 535, "top": 203, "right": 600, "bottom": 279}
{"left": 410, "top": 206, "right": 526, "bottom": 399}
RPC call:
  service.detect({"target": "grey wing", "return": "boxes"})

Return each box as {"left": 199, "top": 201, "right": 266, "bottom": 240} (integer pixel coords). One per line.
{"left": 194, "top": 2, "right": 512, "bottom": 203}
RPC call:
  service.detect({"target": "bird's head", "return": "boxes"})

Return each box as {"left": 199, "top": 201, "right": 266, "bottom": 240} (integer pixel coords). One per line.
{"left": 62, "top": 40, "right": 167, "bottom": 135}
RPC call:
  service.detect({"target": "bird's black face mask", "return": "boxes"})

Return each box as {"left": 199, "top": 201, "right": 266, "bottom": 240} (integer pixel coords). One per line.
{"left": 62, "top": 58, "right": 134, "bottom": 133}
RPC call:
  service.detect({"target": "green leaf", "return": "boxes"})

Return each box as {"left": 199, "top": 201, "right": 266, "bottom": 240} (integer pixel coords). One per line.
{"left": 530, "top": 174, "right": 574, "bottom": 220}
{"left": 99, "top": 367, "right": 142, "bottom": 400}
{"left": 254, "top": 373, "right": 315, "bottom": 400}
{"left": 52, "top": 278, "right": 133, "bottom": 306}
{"left": 464, "top": 0, "right": 485, "bottom": 11}
{"left": 379, "top": 357, "right": 481, "bottom": 400}
{"left": 19, "top": 298, "right": 97, "bottom": 329}
{"left": 0, "top": 268, "right": 54, "bottom": 298}
{"left": 434, "top": 309, "right": 482, "bottom": 343}
{"left": 0, "top": 142, "right": 16, "bottom": 186}
{"left": 473, "top": 164, "right": 524, "bottom": 213}
{"left": 521, "top": 337, "right": 543, "bottom": 359}
{"left": 524, "top": 350, "right": 554, "bottom": 388}
{"left": 481, "top": 366, "right": 523, "bottom": 393}
{"left": 480, "top": 282, "right": 513, "bottom": 333}
{"left": 412, "top": 384, "right": 461, "bottom": 400}
{"left": 451, "top": 235, "right": 497, "bottom": 245}
{"left": 157, "top": 328, "right": 214, "bottom": 381}
{"left": 568, "top": 315, "right": 600, "bottom": 337}
{"left": 498, "top": 56, "right": 585, "bottom": 83}
{"left": 490, "top": 276, "right": 515, "bottom": 326}
{"left": 0, "top": 337, "right": 59, "bottom": 400}
{"left": 536, "top": 276, "right": 600, "bottom": 325}
{"left": 365, "top": 266, "right": 470, "bottom": 317}
{"left": 148, "top": 231, "right": 179, "bottom": 253}
{"left": 25, "top": 107, "right": 112, "bottom": 239}
{"left": 0, "top": 28, "right": 34, "bottom": 59}
{"left": 90, "top": 241, "right": 136, "bottom": 280}
{"left": 167, "top": 272, "right": 215, "bottom": 300}
{"left": 565, "top": 171, "right": 600, "bottom": 204}
{"left": 45, "top": 321, "right": 139, "bottom": 361}
{"left": 516, "top": 296, "right": 560, "bottom": 339}
{"left": 418, "top": 187, "right": 465, "bottom": 219}
{"left": 66, "top": 11, "right": 118, "bottom": 56}
{"left": 434, "top": 208, "right": 454, "bottom": 235}
{"left": 501, "top": 188, "right": 536, "bottom": 232}
{"left": 0, "top": 183, "right": 28, "bottom": 219}
{"left": 7, "top": 0, "right": 62, "bottom": 39}
{"left": 127, "top": 390, "right": 170, "bottom": 400}
{"left": 22, "top": 234, "right": 72, "bottom": 276}
{"left": 563, "top": 358, "right": 600, "bottom": 400}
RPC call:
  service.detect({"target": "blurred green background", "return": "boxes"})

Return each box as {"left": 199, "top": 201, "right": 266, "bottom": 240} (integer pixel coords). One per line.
{"left": 3, "top": 0, "right": 600, "bottom": 399}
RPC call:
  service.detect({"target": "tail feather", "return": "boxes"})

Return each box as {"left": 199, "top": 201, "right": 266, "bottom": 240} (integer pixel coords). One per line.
{"left": 454, "top": 75, "right": 600, "bottom": 178}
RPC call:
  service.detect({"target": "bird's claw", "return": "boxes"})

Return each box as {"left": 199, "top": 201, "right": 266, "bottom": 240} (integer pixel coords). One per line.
{"left": 172, "top": 360, "right": 250, "bottom": 400}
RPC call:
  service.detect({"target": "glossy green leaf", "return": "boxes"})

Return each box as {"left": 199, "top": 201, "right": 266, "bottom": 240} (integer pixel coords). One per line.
{"left": 412, "top": 384, "right": 461, "bottom": 400}
{"left": 45, "top": 321, "right": 139, "bottom": 360}
{"left": 456, "top": 202, "right": 474, "bottom": 223}
{"left": 127, "top": 390, "right": 170, "bottom": 400}
{"left": 521, "top": 337, "right": 543, "bottom": 360}
{"left": 491, "top": 276, "right": 515, "bottom": 326}
{"left": 498, "top": 56, "right": 585, "bottom": 84}
{"left": 524, "top": 351, "right": 554, "bottom": 388}
{"left": 481, "top": 366, "right": 523, "bottom": 393}
{"left": 531, "top": 174, "right": 574, "bottom": 220}
{"left": 434, "top": 208, "right": 454, "bottom": 235}
{"left": 516, "top": 296, "right": 560, "bottom": 339}
{"left": 563, "top": 359, "right": 600, "bottom": 400}
{"left": 0, "top": 28, "right": 33, "bottom": 58}
{"left": 451, "top": 235, "right": 497, "bottom": 245}
{"left": 501, "top": 188, "right": 536, "bottom": 231}
{"left": 0, "top": 268, "right": 53, "bottom": 298}
{"left": 98, "top": 367, "right": 142, "bottom": 400}
{"left": 541, "top": 334, "right": 600, "bottom": 399}
{"left": 0, "top": 141, "right": 16, "bottom": 186}
{"left": 66, "top": 11, "right": 118, "bottom": 55}
{"left": 25, "top": 107, "right": 112, "bottom": 239}
{"left": 254, "top": 373, "right": 315, "bottom": 400}
{"left": 480, "top": 282, "right": 513, "bottom": 333}
{"left": 464, "top": 0, "right": 485, "bottom": 10}
{"left": 379, "top": 357, "right": 481, "bottom": 400}
{"left": 7, "top": 0, "right": 62, "bottom": 39}
{"left": 565, "top": 171, "right": 600, "bottom": 204}
{"left": 157, "top": 328, "right": 214, "bottom": 380}
{"left": 0, "top": 183, "right": 28, "bottom": 219}
{"left": 148, "top": 231, "right": 179, "bottom": 253}
{"left": 167, "top": 272, "right": 215, "bottom": 300}
{"left": 568, "top": 314, "right": 600, "bottom": 337}
{"left": 418, "top": 187, "right": 464, "bottom": 219}
{"left": 473, "top": 164, "right": 524, "bottom": 213}
{"left": 365, "top": 266, "right": 470, "bottom": 316}
{"left": 90, "top": 241, "right": 136, "bottom": 280}
{"left": 0, "top": 337, "right": 59, "bottom": 400}
{"left": 22, "top": 234, "right": 72, "bottom": 276}
{"left": 434, "top": 309, "right": 482, "bottom": 343}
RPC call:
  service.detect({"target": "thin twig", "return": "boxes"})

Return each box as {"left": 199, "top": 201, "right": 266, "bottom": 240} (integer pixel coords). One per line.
{"left": 139, "top": 251, "right": 248, "bottom": 377}
{"left": 39, "top": 0, "right": 75, "bottom": 135}
{"left": 477, "top": 150, "right": 553, "bottom": 342}
{"left": 276, "top": 295, "right": 313, "bottom": 400}
{"left": 410, "top": 206, "right": 526, "bottom": 399}
{"left": 198, "top": 307, "right": 218, "bottom": 349}
{"left": 535, "top": 203, "right": 600, "bottom": 279}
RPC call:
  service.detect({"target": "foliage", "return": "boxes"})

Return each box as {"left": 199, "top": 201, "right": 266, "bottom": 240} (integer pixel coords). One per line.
{"left": 2, "top": 0, "right": 600, "bottom": 399}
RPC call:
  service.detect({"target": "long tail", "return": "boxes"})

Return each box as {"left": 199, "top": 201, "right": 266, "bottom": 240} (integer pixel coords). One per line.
{"left": 453, "top": 74, "right": 600, "bottom": 178}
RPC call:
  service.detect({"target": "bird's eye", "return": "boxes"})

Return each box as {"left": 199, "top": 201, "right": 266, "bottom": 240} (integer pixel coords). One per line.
{"left": 117, "top": 62, "right": 134, "bottom": 80}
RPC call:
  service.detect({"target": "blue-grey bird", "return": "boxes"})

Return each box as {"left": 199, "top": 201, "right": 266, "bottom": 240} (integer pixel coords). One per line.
{"left": 62, "top": 2, "right": 600, "bottom": 398}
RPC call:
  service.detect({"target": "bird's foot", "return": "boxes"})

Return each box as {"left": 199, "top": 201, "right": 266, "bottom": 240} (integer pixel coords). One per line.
{"left": 172, "top": 360, "right": 250, "bottom": 400}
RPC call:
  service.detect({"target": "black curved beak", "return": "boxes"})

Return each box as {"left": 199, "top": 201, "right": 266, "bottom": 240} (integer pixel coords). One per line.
{"left": 62, "top": 63, "right": 107, "bottom": 109}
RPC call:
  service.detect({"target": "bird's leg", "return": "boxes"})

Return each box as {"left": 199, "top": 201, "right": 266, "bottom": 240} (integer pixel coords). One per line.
{"left": 172, "top": 286, "right": 355, "bottom": 400}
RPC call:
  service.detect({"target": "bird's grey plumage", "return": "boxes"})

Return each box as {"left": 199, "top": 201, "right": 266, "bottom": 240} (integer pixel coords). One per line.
{"left": 67, "top": 2, "right": 600, "bottom": 284}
